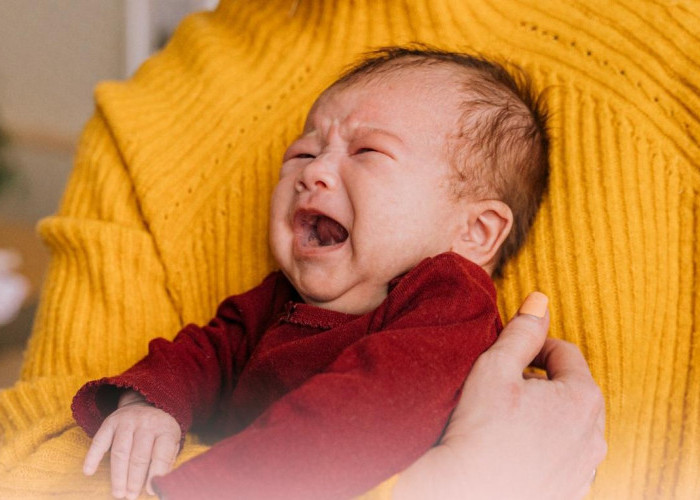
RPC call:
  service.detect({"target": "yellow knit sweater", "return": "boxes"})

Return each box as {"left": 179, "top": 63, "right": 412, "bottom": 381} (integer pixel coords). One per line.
{"left": 0, "top": 0, "right": 698, "bottom": 498}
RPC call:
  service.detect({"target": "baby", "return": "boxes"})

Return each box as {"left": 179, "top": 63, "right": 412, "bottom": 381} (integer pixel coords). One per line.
{"left": 72, "top": 46, "right": 549, "bottom": 500}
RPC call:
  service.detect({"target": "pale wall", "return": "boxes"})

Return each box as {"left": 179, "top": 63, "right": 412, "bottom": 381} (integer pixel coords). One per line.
{"left": 0, "top": 0, "right": 125, "bottom": 223}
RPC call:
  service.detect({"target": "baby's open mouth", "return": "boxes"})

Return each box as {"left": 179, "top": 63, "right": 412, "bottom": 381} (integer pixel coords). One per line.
{"left": 295, "top": 212, "right": 349, "bottom": 247}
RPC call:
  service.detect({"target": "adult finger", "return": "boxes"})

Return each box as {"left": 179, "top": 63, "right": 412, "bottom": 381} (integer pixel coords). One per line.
{"left": 110, "top": 426, "right": 135, "bottom": 498}
{"left": 531, "top": 337, "right": 593, "bottom": 383}
{"left": 594, "top": 389, "right": 608, "bottom": 462}
{"left": 534, "top": 337, "right": 608, "bottom": 474}
{"left": 533, "top": 338, "right": 607, "bottom": 430}
{"left": 125, "top": 430, "right": 156, "bottom": 500}
{"left": 83, "top": 422, "right": 116, "bottom": 476}
{"left": 478, "top": 292, "right": 550, "bottom": 376}
{"left": 146, "top": 435, "right": 180, "bottom": 495}
{"left": 596, "top": 400, "right": 606, "bottom": 434}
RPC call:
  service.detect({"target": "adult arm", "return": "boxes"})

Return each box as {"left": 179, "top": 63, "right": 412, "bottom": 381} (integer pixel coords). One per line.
{"left": 394, "top": 293, "right": 607, "bottom": 500}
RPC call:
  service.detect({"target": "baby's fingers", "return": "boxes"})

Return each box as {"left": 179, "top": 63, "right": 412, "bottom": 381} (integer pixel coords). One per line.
{"left": 110, "top": 427, "right": 135, "bottom": 498}
{"left": 125, "top": 430, "right": 156, "bottom": 499}
{"left": 146, "top": 435, "right": 180, "bottom": 495}
{"left": 83, "top": 422, "right": 117, "bottom": 476}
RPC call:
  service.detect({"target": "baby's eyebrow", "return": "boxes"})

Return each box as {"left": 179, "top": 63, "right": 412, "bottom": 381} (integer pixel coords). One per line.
{"left": 292, "top": 130, "right": 318, "bottom": 142}
{"left": 352, "top": 126, "right": 404, "bottom": 145}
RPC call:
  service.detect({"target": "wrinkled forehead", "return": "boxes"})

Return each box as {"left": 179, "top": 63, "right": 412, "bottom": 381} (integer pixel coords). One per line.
{"left": 303, "top": 65, "right": 466, "bottom": 138}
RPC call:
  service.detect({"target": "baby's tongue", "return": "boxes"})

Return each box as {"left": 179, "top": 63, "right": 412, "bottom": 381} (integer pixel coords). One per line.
{"left": 316, "top": 216, "right": 348, "bottom": 246}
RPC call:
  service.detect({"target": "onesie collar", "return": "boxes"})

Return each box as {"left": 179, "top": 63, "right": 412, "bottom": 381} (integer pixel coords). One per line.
{"left": 281, "top": 301, "right": 360, "bottom": 330}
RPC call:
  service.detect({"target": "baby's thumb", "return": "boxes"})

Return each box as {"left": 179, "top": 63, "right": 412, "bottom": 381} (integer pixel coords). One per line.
{"left": 484, "top": 292, "right": 550, "bottom": 375}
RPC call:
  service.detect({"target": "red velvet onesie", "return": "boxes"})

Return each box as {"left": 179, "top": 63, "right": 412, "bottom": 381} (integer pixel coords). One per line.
{"left": 72, "top": 252, "right": 501, "bottom": 499}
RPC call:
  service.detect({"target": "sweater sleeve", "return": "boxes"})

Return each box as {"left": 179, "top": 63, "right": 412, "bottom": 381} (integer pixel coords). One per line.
{"left": 29, "top": 112, "right": 183, "bottom": 381}
{"left": 0, "top": 110, "right": 186, "bottom": 496}
{"left": 154, "top": 254, "right": 501, "bottom": 500}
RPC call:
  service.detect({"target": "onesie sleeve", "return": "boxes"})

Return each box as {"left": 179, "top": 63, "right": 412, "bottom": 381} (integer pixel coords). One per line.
{"left": 153, "top": 253, "right": 502, "bottom": 500}
{"left": 70, "top": 272, "right": 287, "bottom": 439}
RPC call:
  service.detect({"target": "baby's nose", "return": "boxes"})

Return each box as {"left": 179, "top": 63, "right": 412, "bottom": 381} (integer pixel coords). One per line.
{"left": 295, "top": 158, "right": 338, "bottom": 192}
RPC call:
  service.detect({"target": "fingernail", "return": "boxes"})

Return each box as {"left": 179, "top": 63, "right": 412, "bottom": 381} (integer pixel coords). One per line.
{"left": 518, "top": 291, "right": 548, "bottom": 318}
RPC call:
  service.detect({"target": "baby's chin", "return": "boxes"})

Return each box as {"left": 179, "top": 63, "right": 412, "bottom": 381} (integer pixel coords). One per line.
{"left": 298, "top": 286, "right": 387, "bottom": 316}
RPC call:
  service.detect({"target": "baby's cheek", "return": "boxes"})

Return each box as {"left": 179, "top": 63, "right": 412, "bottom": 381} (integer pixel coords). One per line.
{"left": 269, "top": 185, "right": 292, "bottom": 227}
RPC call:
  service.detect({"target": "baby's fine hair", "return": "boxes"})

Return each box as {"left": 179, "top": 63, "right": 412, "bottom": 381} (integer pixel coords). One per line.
{"left": 333, "top": 46, "right": 550, "bottom": 278}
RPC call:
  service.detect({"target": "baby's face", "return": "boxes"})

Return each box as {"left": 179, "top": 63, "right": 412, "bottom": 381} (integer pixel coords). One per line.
{"left": 269, "top": 67, "right": 468, "bottom": 314}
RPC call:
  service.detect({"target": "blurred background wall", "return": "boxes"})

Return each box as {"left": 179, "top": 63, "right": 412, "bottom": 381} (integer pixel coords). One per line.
{"left": 0, "top": 0, "right": 217, "bottom": 388}
{"left": 0, "top": 0, "right": 125, "bottom": 222}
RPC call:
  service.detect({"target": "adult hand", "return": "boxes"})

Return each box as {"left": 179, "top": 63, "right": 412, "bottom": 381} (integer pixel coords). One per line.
{"left": 394, "top": 292, "right": 607, "bottom": 500}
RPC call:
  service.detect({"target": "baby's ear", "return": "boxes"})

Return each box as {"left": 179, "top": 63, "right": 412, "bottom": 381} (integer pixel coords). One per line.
{"left": 450, "top": 200, "right": 513, "bottom": 275}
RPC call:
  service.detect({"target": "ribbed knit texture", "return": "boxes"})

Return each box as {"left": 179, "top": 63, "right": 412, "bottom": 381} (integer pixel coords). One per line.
{"left": 0, "top": 0, "right": 697, "bottom": 498}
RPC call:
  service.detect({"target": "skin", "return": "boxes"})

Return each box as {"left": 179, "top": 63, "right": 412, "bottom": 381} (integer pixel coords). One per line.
{"left": 83, "top": 296, "right": 607, "bottom": 499}
{"left": 395, "top": 300, "right": 607, "bottom": 499}
{"left": 82, "top": 68, "right": 605, "bottom": 499}
{"left": 83, "top": 391, "right": 181, "bottom": 498}
{"left": 269, "top": 66, "right": 512, "bottom": 315}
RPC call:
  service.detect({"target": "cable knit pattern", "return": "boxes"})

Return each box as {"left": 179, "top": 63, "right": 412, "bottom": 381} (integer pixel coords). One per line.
{"left": 0, "top": 0, "right": 698, "bottom": 498}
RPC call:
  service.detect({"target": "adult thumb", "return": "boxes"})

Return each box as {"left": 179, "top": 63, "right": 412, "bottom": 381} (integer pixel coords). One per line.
{"left": 483, "top": 292, "right": 550, "bottom": 376}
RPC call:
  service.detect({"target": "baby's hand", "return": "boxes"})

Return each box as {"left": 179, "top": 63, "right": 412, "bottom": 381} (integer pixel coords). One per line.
{"left": 83, "top": 390, "right": 182, "bottom": 499}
